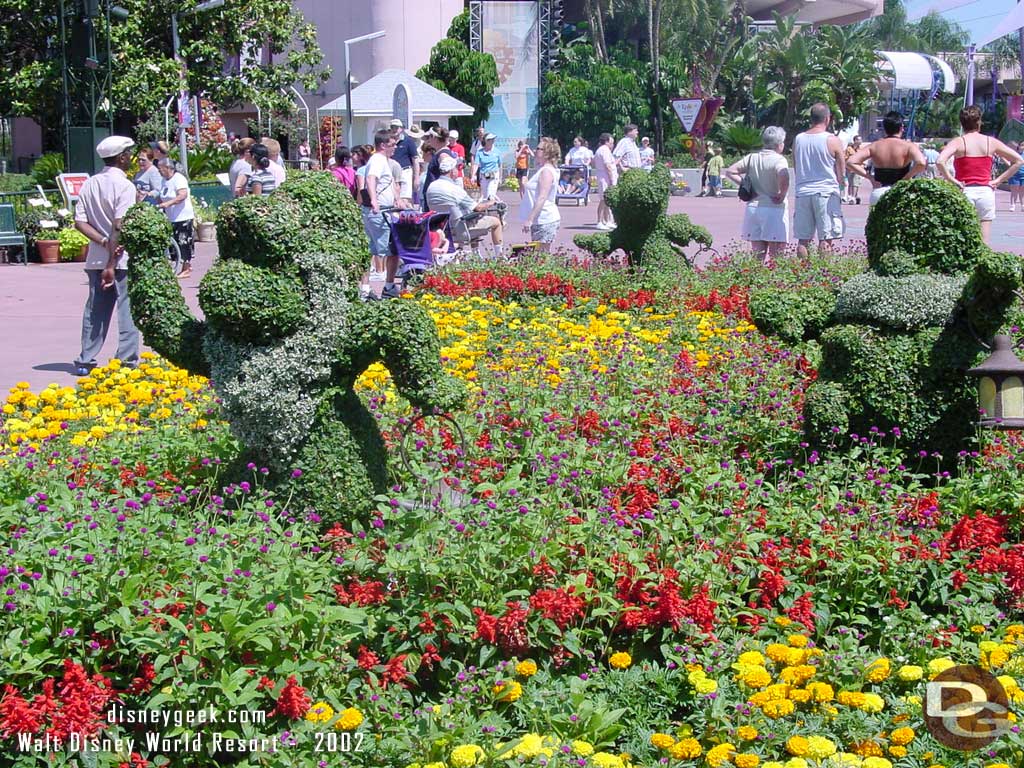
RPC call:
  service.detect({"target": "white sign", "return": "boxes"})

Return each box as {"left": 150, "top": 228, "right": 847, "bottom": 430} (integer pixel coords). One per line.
{"left": 672, "top": 98, "right": 704, "bottom": 133}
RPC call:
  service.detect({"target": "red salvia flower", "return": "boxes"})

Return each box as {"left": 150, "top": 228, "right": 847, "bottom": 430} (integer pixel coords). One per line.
{"left": 272, "top": 676, "right": 310, "bottom": 719}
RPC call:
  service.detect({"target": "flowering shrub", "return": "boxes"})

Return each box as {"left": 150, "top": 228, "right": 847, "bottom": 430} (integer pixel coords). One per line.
{"left": 2, "top": 249, "right": 1024, "bottom": 767}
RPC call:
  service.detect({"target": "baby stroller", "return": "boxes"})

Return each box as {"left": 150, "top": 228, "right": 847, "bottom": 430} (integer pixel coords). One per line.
{"left": 555, "top": 165, "right": 590, "bottom": 206}
{"left": 386, "top": 209, "right": 453, "bottom": 282}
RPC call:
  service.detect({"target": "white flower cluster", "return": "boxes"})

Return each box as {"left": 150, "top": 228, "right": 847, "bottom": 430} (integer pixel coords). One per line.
{"left": 203, "top": 252, "right": 351, "bottom": 469}
{"left": 833, "top": 272, "right": 969, "bottom": 332}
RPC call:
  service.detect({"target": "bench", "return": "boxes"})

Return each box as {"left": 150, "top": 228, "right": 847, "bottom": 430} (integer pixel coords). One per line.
{"left": 0, "top": 204, "right": 27, "bottom": 265}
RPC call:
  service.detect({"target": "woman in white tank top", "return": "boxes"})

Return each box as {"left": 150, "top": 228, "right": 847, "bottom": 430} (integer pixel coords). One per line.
{"left": 520, "top": 137, "right": 562, "bottom": 250}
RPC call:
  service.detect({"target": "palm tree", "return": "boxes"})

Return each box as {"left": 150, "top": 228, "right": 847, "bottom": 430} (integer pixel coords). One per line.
{"left": 756, "top": 13, "right": 825, "bottom": 143}
{"left": 815, "top": 25, "right": 880, "bottom": 129}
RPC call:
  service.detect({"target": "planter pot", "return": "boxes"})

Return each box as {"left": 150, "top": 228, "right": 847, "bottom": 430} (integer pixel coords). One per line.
{"left": 72, "top": 244, "right": 88, "bottom": 262}
{"left": 196, "top": 221, "right": 216, "bottom": 242}
{"left": 36, "top": 240, "right": 60, "bottom": 264}
{"left": 670, "top": 188, "right": 689, "bottom": 197}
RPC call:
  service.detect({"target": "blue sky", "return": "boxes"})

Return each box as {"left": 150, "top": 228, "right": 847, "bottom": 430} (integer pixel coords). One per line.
{"left": 905, "top": 0, "right": 1017, "bottom": 46}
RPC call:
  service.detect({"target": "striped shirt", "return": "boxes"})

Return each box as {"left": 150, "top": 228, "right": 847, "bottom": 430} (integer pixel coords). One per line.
{"left": 246, "top": 168, "right": 277, "bottom": 196}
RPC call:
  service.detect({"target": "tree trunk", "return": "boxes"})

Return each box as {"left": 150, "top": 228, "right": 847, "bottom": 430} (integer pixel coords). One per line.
{"left": 584, "top": 0, "right": 608, "bottom": 63}
{"left": 650, "top": 0, "right": 664, "bottom": 152}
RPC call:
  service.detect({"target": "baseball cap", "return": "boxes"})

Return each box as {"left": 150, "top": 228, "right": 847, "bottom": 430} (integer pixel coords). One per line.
{"left": 389, "top": 118, "right": 404, "bottom": 128}
{"left": 484, "top": 132, "right": 496, "bottom": 141}
{"left": 97, "top": 135, "right": 135, "bottom": 158}
{"left": 439, "top": 154, "right": 459, "bottom": 173}
{"left": 448, "top": 129, "right": 459, "bottom": 140}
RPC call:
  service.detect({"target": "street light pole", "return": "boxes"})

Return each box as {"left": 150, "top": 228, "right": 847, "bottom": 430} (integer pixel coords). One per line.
{"left": 172, "top": 0, "right": 225, "bottom": 177}
{"left": 343, "top": 30, "right": 386, "bottom": 148}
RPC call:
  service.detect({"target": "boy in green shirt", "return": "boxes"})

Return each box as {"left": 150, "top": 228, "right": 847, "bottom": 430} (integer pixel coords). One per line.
{"left": 707, "top": 149, "right": 724, "bottom": 197}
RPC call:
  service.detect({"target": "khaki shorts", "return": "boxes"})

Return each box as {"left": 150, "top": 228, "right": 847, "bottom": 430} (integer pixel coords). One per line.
{"left": 794, "top": 192, "right": 844, "bottom": 241}
{"left": 457, "top": 214, "right": 501, "bottom": 244}
{"left": 964, "top": 185, "right": 996, "bottom": 222}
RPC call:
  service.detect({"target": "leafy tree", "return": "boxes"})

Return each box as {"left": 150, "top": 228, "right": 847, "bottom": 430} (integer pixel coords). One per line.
{"left": 815, "top": 25, "right": 880, "bottom": 129}
{"left": 416, "top": 12, "right": 499, "bottom": 141}
{"left": 0, "top": 0, "right": 329, "bottom": 149}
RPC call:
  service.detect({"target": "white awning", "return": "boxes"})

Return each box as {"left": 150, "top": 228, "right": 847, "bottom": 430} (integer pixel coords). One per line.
{"left": 921, "top": 54, "right": 956, "bottom": 93}
{"left": 876, "top": 51, "right": 936, "bottom": 91}
{"left": 317, "top": 69, "right": 474, "bottom": 118}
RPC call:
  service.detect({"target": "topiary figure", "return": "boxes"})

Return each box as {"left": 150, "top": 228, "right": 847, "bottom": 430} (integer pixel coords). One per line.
{"left": 751, "top": 178, "right": 1022, "bottom": 458}
{"left": 573, "top": 165, "right": 711, "bottom": 269}
{"left": 121, "top": 172, "right": 466, "bottom": 521}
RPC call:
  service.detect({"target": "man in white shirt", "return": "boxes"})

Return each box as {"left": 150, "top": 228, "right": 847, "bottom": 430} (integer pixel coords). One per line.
{"left": 613, "top": 124, "right": 642, "bottom": 171}
{"left": 72, "top": 135, "right": 141, "bottom": 375}
{"left": 261, "top": 138, "right": 288, "bottom": 187}
{"left": 565, "top": 137, "right": 593, "bottom": 167}
{"left": 639, "top": 137, "right": 655, "bottom": 170}
{"left": 363, "top": 130, "right": 402, "bottom": 298}
{"left": 426, "top": 154, "right": 503, "bottom": 256}
{"left": 593, "top": 132, "right": 618, "bottom": 230}
{"left": 792, "top": 103, "right": 845, "bottom": 257}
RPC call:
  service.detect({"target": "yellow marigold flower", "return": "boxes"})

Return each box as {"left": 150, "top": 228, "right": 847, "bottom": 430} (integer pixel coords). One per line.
{"left": 786, "top": 736, "right": 809, "bottom": 756}
{"left": 305, "top": 701, "right": 334, "bottom": 724}
{"left": 516, "top": 660, "right": 538, "bottom": 677}
{"left": 706, "top": 742, "right": 735, "bottom": 767}
{"left": 450, "top": 744, "right": 485, "bottom": 767}
{"left": 888, "top": 746, "right": 907, "bottom": 758}
{"left": 852, "top": 740, "right": 884, "bottom": 757}
{"left": 784, "top": 760, "right": 808, "bottom": 768}
{"left": 806, "top": 682, "right": 834, "bottom": 702}
{"left": 866, "top": 658, "right": 891, "bottom": 683}
{"left": 805, "top": 736, "right": 837, "bottom": 760}
{"left": 572, "top": 740, "right": 595, "bottom": 756}
{"left": 762, "top": 699, "right": 795, "bottom": 718}
{"left": 1005, "top": 624, "right": 1024, "bottom": 642}
{"left": 897, "top": 665, "right": 923, "bottom": 681}
{"left": 493, "top": 680, "right": 523, "bottom": 702}
{"left": 861, "top": 693, "right": 885, "bottom": 712}
{"left": 780, "top": 665, "right": 816, "bottom": 686}
{"left": 695, "top": 677, "right": 719, "bottom": 695}
{"left": 650, "top": 733, "right": 676, "bottom": 750}
{"left": 775, "top": 616, "right": 793, "bottom": 627}
{"left": 335, "top": 707, "right": 363, "bottom": 730}
{"left": 735, "top": 754, "right": 760, "bottom": 768}
{"left": 739, "top": 651, "right": 766, "bottom": 666}
{"left": 736, "top": 726, "right": 758, "bottom": 741}
{"left": 668, "top": 737, "right": 702, "bottom": 759}
{"left": 789, "top": 689, "right": 811, "bottom": 704}
{"left": 609, "top": 651, "right": 632, "bottom": 670}
{"left": 787, "top": 634, "right": 809, "bottom": 648}
{"left": 889, "top": 727, "right": 914, "bottom": 746}
{"left": 928, "top": 658, "right": 955, "bottom": 678}
{"left": 837, "top": 691, "right": 866, "bottom": 708}
{"left": 832, "top": 754, "right": 862, "bottom": 767}
{"left": 742, "top": 666, "right": 773, "bottom": 688}
{"left": 784, "top": 648, "right": 807, "bottom": 666}
{"left": 763, "top": 763, "right": 786, "bottom": 768}
{"left": 423, "top": 763, "right": 445, "bottom": 768}
{"left": 513, "top": 733, "right": 543, "bottom": 757}
{"left": 591, "top": 753, "right": 624, "bottom": 768}
{"left": 862, "top": 759, "right": 892, "bottom": 768}
{"left": 766, "top": 643, "right": 791, "bottom": 663}
{"left": 971, "top": 624, "right": 987, "bottom": 634}
{"left": 985, "top": 763, "right": 1012, "bottom": 768}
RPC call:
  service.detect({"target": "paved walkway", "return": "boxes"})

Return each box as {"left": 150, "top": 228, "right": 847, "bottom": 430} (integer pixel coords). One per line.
{"left": 2, "top": 188, "right": 1021, "bottom": 396}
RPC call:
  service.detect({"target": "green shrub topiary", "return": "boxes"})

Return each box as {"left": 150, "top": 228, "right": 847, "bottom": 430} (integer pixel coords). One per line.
{"left": 749, "top": 286, "right": 837, "bottom": 344}
{"left": 833, "top": 272, "right": 968, "bottom": 332}
{"left": 865, "top": 178, "right": 984, "bottom": 273}
{"left": 124, "top": 178, "right": 466, "bottom": 523}
{"left": 573, "top": 165, "right": 711, "bottom": 270}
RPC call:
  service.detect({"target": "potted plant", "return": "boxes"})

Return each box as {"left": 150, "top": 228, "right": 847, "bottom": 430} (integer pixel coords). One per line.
{"left": 193, "top": 197, "right": 216, "bottom": 242}
{"left": 671, "top": 180, "right": 690, "bottom": 197}
{"left": 58, "top": 226, "right": 90, "bottom": 262}
{"left": 17, "top": 206, "right": 66, "bottom": 263}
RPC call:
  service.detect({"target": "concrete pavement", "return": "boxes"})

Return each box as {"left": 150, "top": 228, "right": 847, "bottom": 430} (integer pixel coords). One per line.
{"left": 2, "top": 188, "right": 1021, "bottom": 396}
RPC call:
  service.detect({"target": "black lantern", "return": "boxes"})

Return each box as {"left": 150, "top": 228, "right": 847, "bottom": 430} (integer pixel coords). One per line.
{"left": 967, "top": 335, "right": 1024, "bottom": 430}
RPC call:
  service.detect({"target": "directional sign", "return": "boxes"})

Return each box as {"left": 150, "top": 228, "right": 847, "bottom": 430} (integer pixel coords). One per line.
{"left": 671, "top": 98, "right": 704, "bottom": 133}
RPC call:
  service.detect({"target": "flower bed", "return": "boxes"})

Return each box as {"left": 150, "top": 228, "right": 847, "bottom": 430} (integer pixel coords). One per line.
{"left": 2, "top": 251, "right": 1024, "bottom": 768}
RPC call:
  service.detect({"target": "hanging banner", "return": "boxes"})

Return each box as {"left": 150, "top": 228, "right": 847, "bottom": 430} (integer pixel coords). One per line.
{"left": 177, "top": 93, "right": 193, "bottom": 128}
{"left": 478, "top": 1, "right": 540, "bottom": 153}
{"left": 1008, "top": 95, "right": 1023, "bottom": 123}
{"left": 393, "top": 83, "right": 412, "bottom": 131}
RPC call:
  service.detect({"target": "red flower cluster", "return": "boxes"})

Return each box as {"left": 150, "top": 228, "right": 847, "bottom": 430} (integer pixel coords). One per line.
{"left": 473, "top": 602, "right": 531, "bottom": 656}
{"left": 616, "top": 568, "right": 718, "bottom": 634}
{"left": 422, "top": 271, "right": 583, "bottom": 303}
{"left": 272, "top": 676, "right": 310, "bottom": 719}
{"left": 0, "top": 660, "right": 116, "bottom": 742}
{"left": 529, "top": 587, "right": 586, "bottom": 629}
{"left": 685, "top": 286, "right": 751, "bottom": 320}
{"left": 333, "top": 578, "right": 388, "bottom": 606}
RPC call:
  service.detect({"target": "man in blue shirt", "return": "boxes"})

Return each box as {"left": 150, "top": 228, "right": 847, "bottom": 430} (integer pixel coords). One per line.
{"left": 390, "top": 119, "right": 420, "bottom": 204}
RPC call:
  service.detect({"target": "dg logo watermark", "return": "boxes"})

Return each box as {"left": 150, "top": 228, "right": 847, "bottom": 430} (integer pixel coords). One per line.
{"left": 924, "top": 665, "right": 1010, "bottom": 750}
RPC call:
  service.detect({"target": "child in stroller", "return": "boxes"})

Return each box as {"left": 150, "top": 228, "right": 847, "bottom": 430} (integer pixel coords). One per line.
{"left": 387, "top": 209, "right": 453, "bottom": 282}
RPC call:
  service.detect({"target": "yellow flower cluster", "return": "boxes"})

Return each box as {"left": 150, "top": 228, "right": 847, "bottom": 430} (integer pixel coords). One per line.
{"left": 515, "top": 659, "right": 538, "bottom": 677}
{"left": 354, "top": 295, "right": 751, "bottom": 393}
{"left": 494, "top": 733, "right": 630, "bottom": 767}
{"left": 609, "top": 651, "right": 632, "bottom": 670}
{"left": 492, "top": 680, "right": 523, "bottom": 702}
{"left": 2, "top": 355, "right": 212, "bottom": 449}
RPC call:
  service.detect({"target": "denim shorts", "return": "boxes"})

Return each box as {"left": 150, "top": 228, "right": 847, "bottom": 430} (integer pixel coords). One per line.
{"left": 361, "top": 208, "right": 391, "bottom": 256}
{"left": 530, "top": 220, "right": 559, "bottom": 243}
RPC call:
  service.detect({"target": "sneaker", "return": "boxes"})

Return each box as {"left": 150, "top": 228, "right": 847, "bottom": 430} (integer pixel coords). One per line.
{"left": 855, "top": 197, "right": 861, "bottom": 205}
{"left": 1012, "top": 204, "right": 1017, "bottom": 212}
{"left": 74, "top": 365, "right": 91, "bottom": 377}
{"left": 381, "top": 284, "right": 402, "bottom": 299}
{"left": 369, "top": 270, "right": 386, "bottom": 281}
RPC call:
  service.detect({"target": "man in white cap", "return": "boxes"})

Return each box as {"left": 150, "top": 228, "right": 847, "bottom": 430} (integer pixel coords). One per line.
{"left": 390, "top": 118, "right": 420, "bottom": 204}
{"left": 72, "top": 135, "right": 141, "bottom": 376}
{"left": 471, "top": 132, "right": 501, "bottom": 199}
{"left": 427, "top": 153, "right": 504, "bottom": 257}
{"left": 446, "top": 129, "right": 466, "bottom": 187}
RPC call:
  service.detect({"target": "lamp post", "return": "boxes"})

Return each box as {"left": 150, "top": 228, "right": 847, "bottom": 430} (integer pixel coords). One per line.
{"left": 343, "top": 30, "right": 386, "bottom": 148}
{"left": 967, "top": 335, "right": 1024, "bottom": 430}
{"left": 171, "top": 0, "right": 225, "bottom": 177}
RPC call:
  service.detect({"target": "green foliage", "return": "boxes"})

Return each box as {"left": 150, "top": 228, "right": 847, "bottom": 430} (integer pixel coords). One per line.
{"left": 30, "top": 152, "right": 64, "bottom": 189}
{"left": 539, "top": 44, "right": 651, "bottom": 149}
{"left": 865, "top": 179, "right": 984, "bottom": 273}
{"left": 749, "top": 286, "right": 837, "bottom": 344}
{"left": 715, "top": 119, "right": 763, "bottom": 155}
{"left": 215, "top": 194, "right": 305, "bottom": 269}
{"left": 199, "top": 259, "right": 307, "bottom": 345}
{"left": 184, "top": 144, "right": 233, "bottom": 180}
{"left": 56, "top": 226, "right": 88, "bottom": 262}
{"left": 15, "top": 206, "right": 67, "bottom": 247}
{"left": 121, "top": 203, "right": 211, "bottom": 376}
{"left": 0, "top": 173, "right": 35, "bottom": 193}
{"left": 572, "top": 166, "right": 709, "bottom": 270}
{"left": 833, "top": 272, "right": 968, "bottom": 332}
{"left": 416, "top": 35, "right": 499, "bottom": 142}
{"left": 875, "top": 248, "right": 921, "bottom": 277}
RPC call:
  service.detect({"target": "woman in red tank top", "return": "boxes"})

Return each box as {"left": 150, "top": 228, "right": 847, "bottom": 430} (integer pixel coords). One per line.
{"left": 937, "top": 105, "right": 1022, "bottom": 244}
